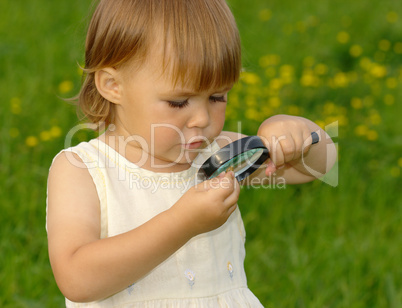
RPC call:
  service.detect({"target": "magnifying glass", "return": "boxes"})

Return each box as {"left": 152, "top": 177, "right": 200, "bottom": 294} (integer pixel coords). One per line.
{"left": 198, "top": 132, "right": 319, "bottom": 182}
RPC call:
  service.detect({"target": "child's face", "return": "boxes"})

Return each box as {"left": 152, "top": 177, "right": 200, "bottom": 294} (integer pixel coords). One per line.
{"left": 114, "top": 60, "right": 232, "bottom": 170}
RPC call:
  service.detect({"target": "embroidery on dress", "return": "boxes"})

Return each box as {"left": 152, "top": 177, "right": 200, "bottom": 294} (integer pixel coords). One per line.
{"left": 127, "top": 283, "right": 135, "bottom": 295}
{"left": 184, "top": 269, "right": 196, "bottom": 288}
{"left": 227, "top": 262, "right": 234, "bottom": 280}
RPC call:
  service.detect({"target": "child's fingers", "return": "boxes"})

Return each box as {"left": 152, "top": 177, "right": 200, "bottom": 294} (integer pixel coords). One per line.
{"left": 203, "top": 171, "right": 234, "bottom": 193}
{"left": 292, "top": 130, "right": 307, "bottom": 161}
{"left": 223, "top": 172, "right": 240, "bottom": 207}
{"left": 302, "top": 130, "right": 314, "bottom": 154}
{"left": 270, "top": 137, "right": 285, "bottom": 167}
{"left": 226, "top": 203, "right": 238, "bottom": 216}
{"left": 265, "top": 160, "right": 277, "bottom": 176}
{"left": 279, "top": 135, "right": 296, "bottom": 163}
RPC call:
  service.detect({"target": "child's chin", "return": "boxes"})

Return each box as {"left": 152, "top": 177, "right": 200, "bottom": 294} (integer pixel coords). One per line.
{"left": 175, "top": 151, "right": 200, "bottom": 164}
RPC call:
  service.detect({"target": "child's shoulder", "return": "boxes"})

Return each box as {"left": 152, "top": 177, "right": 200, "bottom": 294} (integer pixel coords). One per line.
{"left": 48, "top": 140, "right": 100, "bottom": 200}
{"left": 50, "top": 139, "right": 100, "bottom": 170}
{"left": 48, "top": 146, "right": 96, "bottom": 193}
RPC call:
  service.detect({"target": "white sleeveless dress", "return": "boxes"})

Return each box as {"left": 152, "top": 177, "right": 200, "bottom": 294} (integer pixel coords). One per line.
{"left": 48, "top": 138, "right": 263, "bottom": 307}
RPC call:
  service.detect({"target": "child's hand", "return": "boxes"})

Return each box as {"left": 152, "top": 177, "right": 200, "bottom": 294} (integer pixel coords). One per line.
{"left": 257, "top": 115, "right": 315, "bottom": 176}
{"left": 171, "top": 171, "right": 240, "bottom": 236}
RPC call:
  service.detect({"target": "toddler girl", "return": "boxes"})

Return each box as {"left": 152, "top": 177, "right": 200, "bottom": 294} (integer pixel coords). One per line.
{"left": 47, "top": 0, "right": 336, "bottom": 307}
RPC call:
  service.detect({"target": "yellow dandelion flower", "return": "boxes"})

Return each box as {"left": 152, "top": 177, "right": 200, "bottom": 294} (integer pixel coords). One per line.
{"left": 259, "top": 54, "right": 281, "bottom": 67}
{"left": 10, "top": 97, "right": 22, "bottom": 115}
{"left": 50, "top": 126, "right": 62, "bottom": 138}
{"left": 315, "top": 120, "right": 325, "bottom": 129}
{"left": 386, "top": 77, "right": 397, "bottom": 89}
{"left": 268, "top": 54, "right": 281, "bottom": 66}
{"left": 351, "top": 97, "right": 363, "bottom": 109}
{"left": 300, "top": 70, "right": 319, "bottom": 87}
{"left": 58, "top": 80, "right": 74, "bottom": 94}
{"left": 269, "top": 97, "right": 281, "bottom": 108}
{"left": 337, "top": 115, "right": 348, "bottom": 126}
{"left": 384, "top": 94, "right": 395, "bottom": 106}
{"left": 296, "top": 21, "right": 306, "bottom": 33}
{"left": 40, "top": 131, "right": 52, "bottom": 141}
{"left": 386, "top": 11, "right": 398, "bottom": 23}
{"left": 281, "top": 75, "right": 293, "bottom": 85}
{"left": 378, "top": 39, "right": 391, "bottom": 51}
{"left": 394, "top": 42, "right": 402, "bottom": 54}
{"left": 280, "top": 65, "right": 294, "bottom": 76}
{"left": 333, "top": 72, "right": 349, "bottom": 87}
{"left": 269, "top": 78, "right": 283, "bottom": 90}
{"left": 9, "top": 128, "right": 19, "bottom": 138}
{"left": 325, "top": 116, "right": 340, "bottom": 126}
{"left": 366, "top": 130, "right": 378, "bottom": 141}
{"left": 369, "top": 111, "right": 381, "bottom": 125}
{"left": 279, "top": 65, "right": 294, "bottom": 84}
{"left": 398, "top": 158, "right": 402, "bottom": 168}
{"left": 370, "top": 64, "right": 387, "bottom": 78}
{"left": 323, "top": 101, "right": 336, "bottom": 115}
{"left": 355, "top": 125, "right": 369, "bottom": 136}
{"left": 390, "top": 167, "right": 400, "bottom": 178}
{"left": 11, "top": 97, "right": 21, "bottom": 105}
{"left": 246, "top": 96, "right": 257, "bottom": 107}
{"left": 259, "top": 9, "right": 272, "bottom": 22}
{"left": 359, "top": 57, "right": 372, "bottom": 70}
{"left": 315, "top": 63, "right": 328, "bottom": 75}
{"left": 245, "top": 109, "right": 261, "bottom": 121}
{"left": 26, "top": 136, "right": 39, "bottom": 147}
{"left": 241, "top": 72, "right": 260, "bottom": 85}
{"left": 350, "top": 44, "right": 363, "bottom": 57}
{"left": 337, "top": 31, "right": 350, "bottom": 44}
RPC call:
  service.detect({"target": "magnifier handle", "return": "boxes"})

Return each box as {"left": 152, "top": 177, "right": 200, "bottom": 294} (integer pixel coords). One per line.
{"left": 311, "top": 131, "right": 320, "bottom": 145}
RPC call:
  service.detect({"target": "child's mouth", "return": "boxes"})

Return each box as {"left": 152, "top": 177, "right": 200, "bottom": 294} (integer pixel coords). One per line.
{"left": 182, "top": 141, "right": 204, "bottom": 150}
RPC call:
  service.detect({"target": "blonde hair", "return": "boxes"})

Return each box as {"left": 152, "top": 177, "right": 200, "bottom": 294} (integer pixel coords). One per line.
{"left": 78, "top": 0, "right": 241, "bottom": 126}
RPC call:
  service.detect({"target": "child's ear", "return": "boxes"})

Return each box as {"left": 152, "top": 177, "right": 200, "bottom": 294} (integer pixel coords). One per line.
{"left": 95, "top": 68, "right": 122, "bottom": 104}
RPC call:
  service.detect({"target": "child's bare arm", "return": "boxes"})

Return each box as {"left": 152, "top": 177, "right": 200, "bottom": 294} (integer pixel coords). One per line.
{"left": 47, "top": 152, "right": 239, "bottom": 302}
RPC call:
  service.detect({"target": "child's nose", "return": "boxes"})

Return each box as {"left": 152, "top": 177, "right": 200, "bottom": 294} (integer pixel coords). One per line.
{"left": 187, "top": 105, "right": 210, "bottom": 128}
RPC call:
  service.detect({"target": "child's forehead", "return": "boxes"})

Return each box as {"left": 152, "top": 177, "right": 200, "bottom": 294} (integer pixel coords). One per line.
{"left": 122, "top": 50, "right": 233, "bottom": 93}
{"left": 121, "top": 56, "right": 233, "bottom": 95}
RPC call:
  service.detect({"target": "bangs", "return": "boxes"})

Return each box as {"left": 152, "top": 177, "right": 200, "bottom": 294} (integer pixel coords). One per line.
{"left": 156, "top": 0, "right": 241, "bottom": 91}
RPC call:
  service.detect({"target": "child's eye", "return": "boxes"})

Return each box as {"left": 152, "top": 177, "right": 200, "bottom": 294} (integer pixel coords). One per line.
{"left": 209, "top": 95, "right": 227, "bottom": 103}
{"left": 167, "top": 100, "right": 190, "bottom": 109}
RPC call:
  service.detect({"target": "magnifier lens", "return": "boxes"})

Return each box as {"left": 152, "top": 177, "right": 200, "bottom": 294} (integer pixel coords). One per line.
{"left": 209, "top": 148, "right": 263, "bottom": 179}
{"left": 199, "top": 133, "right": 318, "bottom": 182}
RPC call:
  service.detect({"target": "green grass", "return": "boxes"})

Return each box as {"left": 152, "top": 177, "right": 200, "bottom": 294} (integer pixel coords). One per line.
{"left": 1, "top": 0, "right": 401, "bottom": 307}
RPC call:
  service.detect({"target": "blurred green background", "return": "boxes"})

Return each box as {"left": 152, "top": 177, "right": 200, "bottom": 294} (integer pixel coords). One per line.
{"left": 1, "top": 0, "right": 401, "bottom": 307}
